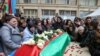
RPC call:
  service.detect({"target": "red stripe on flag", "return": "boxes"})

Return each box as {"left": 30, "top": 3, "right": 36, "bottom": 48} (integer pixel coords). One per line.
{"left": 8, "top": 0, "right": 12, "bottom": 14}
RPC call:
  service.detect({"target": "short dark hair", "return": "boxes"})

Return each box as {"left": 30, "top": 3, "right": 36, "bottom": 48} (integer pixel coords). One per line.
{"left": 74, "top": 17, "right": 81, "bottom": 22}
{"left": 1, "top": 14, "right": 16, "bottom": 23}
{"left": 85, "top": 17, "right": 92, "bottom": 20}
{"left": 27, "top": 19, "right": 36, "bottom": 29}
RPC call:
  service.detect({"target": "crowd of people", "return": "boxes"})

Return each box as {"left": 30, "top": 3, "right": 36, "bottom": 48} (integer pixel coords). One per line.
{"left": 0, "top": 13, "right": 100, "bottom": 56}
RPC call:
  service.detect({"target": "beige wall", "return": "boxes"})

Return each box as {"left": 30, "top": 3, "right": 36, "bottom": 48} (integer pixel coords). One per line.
{"left": 15, "top": 0, "right": 100, "bottom": 17}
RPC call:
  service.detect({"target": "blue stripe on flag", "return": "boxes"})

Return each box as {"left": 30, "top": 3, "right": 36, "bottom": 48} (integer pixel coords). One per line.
{"left": 11, "top": 0, "right": 16, "bottom": 14}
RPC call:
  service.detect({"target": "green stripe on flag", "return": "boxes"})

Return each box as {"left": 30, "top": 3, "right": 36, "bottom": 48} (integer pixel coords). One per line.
{"left": 4, "top": 4, "right": 8, "bottom": 13}
{"left": 39, "top": 32, "right": 71, "bottom": 56}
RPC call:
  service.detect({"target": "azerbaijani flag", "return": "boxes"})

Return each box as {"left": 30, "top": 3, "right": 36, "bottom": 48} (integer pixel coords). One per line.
{"left": 8, "top": 0, "right": 16, "bottom": 14}
{"left": 14, "top": 33, "right": 71, "bottom": 56}
{"left": 40, "top": 33, "right": 71, "bottom": 56}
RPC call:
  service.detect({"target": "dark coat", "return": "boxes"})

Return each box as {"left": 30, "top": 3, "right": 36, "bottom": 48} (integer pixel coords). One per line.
{"left": 80, "top": 30, "right": 100, "bottom": 56}
{"left": 52, "top": 22, "right": 63, "bottom": 30}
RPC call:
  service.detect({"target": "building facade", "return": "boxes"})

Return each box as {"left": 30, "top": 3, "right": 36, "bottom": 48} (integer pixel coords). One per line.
{"left": 6, "top": 0, "right": 100, "bottom": 19}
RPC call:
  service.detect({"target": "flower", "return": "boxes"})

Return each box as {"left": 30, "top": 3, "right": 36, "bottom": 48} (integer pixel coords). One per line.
{"left": 37, "top": 39, "right": 45, "bottom": 44}
{"left": 44, "top": 31, "right": 48, "bottom": 34}
{"left": 37, "top": 43, "right": 44, "bottom": 49}
{"left": 22, "top": 38, "right": 35, "bottom": 45}
{"left": 37, "top": 39, "right": 45, "bottom": 49}
{"left": 56, "top": 29, "right": 61, "bottom": 32}
{"left": 36, "top": 34, "right": 41, "bottom": 37}
{"left": 36, "top": 33, "right": 43, "bottom": 38}
{"left": 41, "top": 33, "right": 45, "bottom": 37}
{"left": 43, "top": 35, "right": 49, "bottom": 41}
{"left": 50, "top": 30, "right": 53, "bottom": 34}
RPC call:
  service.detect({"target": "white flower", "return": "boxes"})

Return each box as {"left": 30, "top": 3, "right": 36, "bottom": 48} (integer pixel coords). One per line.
{"left": 37, "top": 43, "right": 44, "bottom": 49}
{"left": 44, "top": 31, "right": 49, "bottom": 34}
{"left": 50, "top": 30, "right": 53, "bottom": 34}
{"left": 44, "top": 35, "right": 49, "bottom": 41}
{"left": 37, "top": 39, "right": 45, "bottom": 49}
{"left": 36, "top": 34, "right": 40, "bottom": 37}
{"left": 37, "top": 39, "right": 45, "bottom": 44}
{"left": 56, "top": 29, "right": 61, "bottom": 32}
{"left": 44, "top": 31, "right": 47, "bottom": 34}
{"left": 22, "top": 39, "right": 35, "bottom": 45}
{"left": 41, "top": 33, "right": 45, "bottom": 37}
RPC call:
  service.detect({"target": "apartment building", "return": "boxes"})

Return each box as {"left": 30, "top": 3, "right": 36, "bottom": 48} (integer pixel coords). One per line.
{"left": 2, "top": 0, "right": 100, "bottom": 19}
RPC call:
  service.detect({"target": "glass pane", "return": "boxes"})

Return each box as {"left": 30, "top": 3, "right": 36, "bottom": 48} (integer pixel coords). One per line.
{"left": 24, "top": 0, "right": 28, "bottom": 3}
{"left": 89, "top": 0, "right": 96, "bottom": 6}
{"left": 59, "top": 10, "right": 64, "bottom": 15}
{"left": 31, "top": 0, "right": 37, "bottom": 3}
{"left": 80, "top": 0, "right": 86, "bottom": 6}
{"left": 85, "top": 0, "right": 89, "bottom": 6}
{"left": 31, "top": 10, "right": 34, "bottom": 15}
{"left": 65, "top": 11, "right": 70, "bottom": 16}
{"left": 45, "top": 0, "right": 49, "bottom": 3}
{"left": 69, "top": 0, "right": 76, "bottom": 5}
{"left": 29, "top": 0, "right": 31, "bottom": 3}
{"left": 50, "top": 10, "right": 55, "bottom": 15}
{"left": 57, "top": 0, "right": 66, "bottom": 4}
{"left": 16, "top": 9, "right": 20, "bottom": 13}
{"left": 16, "top": 0, "right": 19, "bottom": 3}
{"left": 41, "top": 0, "right": 45, "bottom": 3}
{"left": 24, "top": 9, "right": 29, "bottom": 15}
{"left": 71, "top": 11, "right": 76, "bottom": 16}
{"left": 31, "top": 10, "right": 37, "bottom": 15}
{"left": 45, "top": 0, "right": 53, "bottom": 4}
{"left": 42, "top": 10, "right": 49, "bottom": 15}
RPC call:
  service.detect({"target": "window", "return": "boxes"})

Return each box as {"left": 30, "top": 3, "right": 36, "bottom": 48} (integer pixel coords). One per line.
{"left": 24, "top": 9, "right": 37, "bottom": 18}
{"left": 69, "top": 0, "right": 77, "bottom": 5}
{"left": 80, "top": 0, "right": 96, "bottom": 6}
{"left": 16, "top": 0, "right": 20, "bottom": 4}
{"left": 41, "top": 0, "right": 56, "bottom": 4}
{"left": 71, "top": 11, "right": 76, "bottom": 16}
{"left": 16, "top": 9, "right": 20, "bottom": 14}
{"left": 42, "top": 9, "right": 55, "bottom": 19}
{"left": 42, "top": 10, "right": 55, "bottom": 15}
{"left": 59, "top": 10, "right": 76, "bottom": 16}
{"left": 24, "top": 0, "right": 30, "bottom": 3}
{"left": 31, "top": 0, "right": 37, "bottom": 3}
{"left": 57, "top": 0, "right": 67, "bottom": 4}
{"left": 45, "top": 0, "right": 52, "bottom": 3}
{"left": 24, "top": 0, "right": 37, "bottom": 3}
{"left": 57, "top": 0, "right": 76, "bottom": 5}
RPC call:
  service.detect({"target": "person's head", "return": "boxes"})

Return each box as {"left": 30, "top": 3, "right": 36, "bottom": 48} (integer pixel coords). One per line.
{"left": 57, "top": 16, "right": 63, "bottom": 23}
{"left": 27, "top": 19, "right": 36, "bottom": 33}
{"left": 42, "top": 19, "right": 47, "bottom": 25}
{"left": 85, "top": 17, "right": 92, "bottom": 25}
{"left": 18, "top": 17, "right": 26, "bottom": 27}
{"left": 46, "top": 18, "right": 51, "bottom": 25}
{"left": 51, "top": 17, "right": 56, "bottom": 24}
{"left": 77, "top": 26, "right": 85, "bottom": 35}
{"left": 95, "top": 19, "right": 100, "bottom": 31}
{"left": 37, "top": 21, "right": 42, "bottom": 26}
{"left": 36, "top": 20, "right": 42, "bottom": 29}
{"left": 81, "top": 19, "right": 85, "bottom": 25}
{"left": 74, "top": 17, "right": 81, "bottom": 26}
{"left": 97, "top": 21, "right": 100, "bottom": 31}
{"left": 54, "top": 17, "right": 58, "bottom": 22}
{"left": 65, "top": 19, "right": 72, "bottom": 26}
{"left": 2, "top": 14, "right": 18, "bottom": 27}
